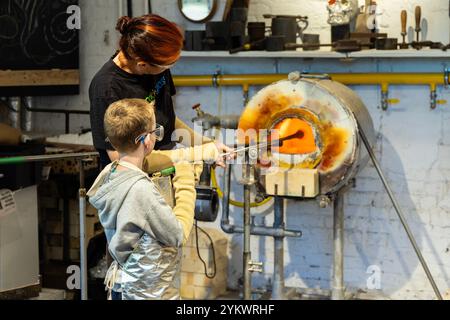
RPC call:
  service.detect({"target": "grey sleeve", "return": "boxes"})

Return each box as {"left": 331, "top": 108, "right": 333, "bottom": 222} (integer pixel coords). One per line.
{"left": 132, "top": 180, "right": 184, "bottom": 247}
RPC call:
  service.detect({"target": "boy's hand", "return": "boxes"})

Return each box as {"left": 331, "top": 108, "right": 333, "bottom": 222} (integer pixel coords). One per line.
{"left": 214, "top": 141, "right": 236, "bottom": 168}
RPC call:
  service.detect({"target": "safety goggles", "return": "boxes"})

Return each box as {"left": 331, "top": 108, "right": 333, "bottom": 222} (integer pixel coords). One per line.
{"left": 134, "top": 123, "right": 164, "bottom": 144}
{"left": 149, "top": 61, "right": 177, "bottom": 70}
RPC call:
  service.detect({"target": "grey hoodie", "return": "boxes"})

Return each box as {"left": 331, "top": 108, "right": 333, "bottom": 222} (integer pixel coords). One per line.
{"left": 88, "top": 164, "right": 184, "bottom": 266}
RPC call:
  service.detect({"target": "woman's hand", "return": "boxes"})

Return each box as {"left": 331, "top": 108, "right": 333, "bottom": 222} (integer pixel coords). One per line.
{"left": 214, "top": 141, "right": 236, "bottom": 168}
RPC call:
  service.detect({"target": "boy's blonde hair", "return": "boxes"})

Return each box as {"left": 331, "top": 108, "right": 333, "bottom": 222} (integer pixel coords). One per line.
{"left": 104, "top": 98, "right": 155, "bottom": 153}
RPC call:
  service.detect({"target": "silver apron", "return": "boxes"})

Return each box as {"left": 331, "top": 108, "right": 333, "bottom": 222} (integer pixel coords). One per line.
{"left": 121, "top": 233, "right": 181, "bottom": 300}
{"left": 103, "top": 160, "right": 179, "bottom": 300}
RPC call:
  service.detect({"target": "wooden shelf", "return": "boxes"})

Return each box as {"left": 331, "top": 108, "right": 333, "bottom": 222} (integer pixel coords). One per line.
{"left": 0, "top": 69, "right": 80, "bottom": 87}
{"left": 181, "top": 48, "right": 450, "bottom": 59}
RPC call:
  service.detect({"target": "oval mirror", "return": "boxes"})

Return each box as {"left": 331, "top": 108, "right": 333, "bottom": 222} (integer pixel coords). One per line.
{"left": 178, "top": 0, "right": 217, "bottom": 23}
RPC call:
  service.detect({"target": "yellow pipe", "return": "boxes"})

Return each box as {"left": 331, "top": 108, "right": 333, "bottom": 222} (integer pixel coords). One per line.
{"left": 174, "top": 73, "right": 446, "bottom": 87}
{"left": 174, "top": 73, "right": 447, "bottom": 110}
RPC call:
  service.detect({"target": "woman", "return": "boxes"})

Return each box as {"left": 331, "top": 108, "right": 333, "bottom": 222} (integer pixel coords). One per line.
{"left": 89, "top": 14, "right": 232, "bottom": 170}
{"left": 89, "top": 14, "right": 232, "bottom": 300}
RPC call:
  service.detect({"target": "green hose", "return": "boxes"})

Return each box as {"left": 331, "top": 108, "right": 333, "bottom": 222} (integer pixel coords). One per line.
{"left": 0, "top": 156, "right": 26, "bottom": 165}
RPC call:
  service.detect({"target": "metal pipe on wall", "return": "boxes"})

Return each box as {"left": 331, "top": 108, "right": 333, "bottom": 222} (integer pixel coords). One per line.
{"left": 243, "top": 179, "right": 252, "bottom": 300}
{"left": 8, "top": 97, "right": 21, "bottom": 129}
{"left": 127, "top": 0, "right": 133, "bottom": 17}
{"left": 22, "top": 97, "right": 33, "bottom": 132}
{"left": 173, "top": 72, "right": 449, "bottom": 87}
{"left": 220, "top": 165, "right": 302, "bottom": 238}
{"left": 78, "top": 159, "right": 88, "bottom": 301}
{"left": 272, "top": 196, "right": 285, "bottom": 300}
{"left": 357, "top": 122, "right": 443, "bottom": 300}
{"left": 173, "top": 72, "right": 450, "bottom": 110}
{"left": 331, "top": 190, "right": 345, "bottom": 300}
{"left": 118, "top": 0, "right": 124, "bottom": 18}
{"left": 21, "top": 104, "right": 89, "bottom": 134}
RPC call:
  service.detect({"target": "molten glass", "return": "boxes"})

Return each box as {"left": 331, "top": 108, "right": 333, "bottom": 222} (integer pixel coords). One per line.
{"left": 272, "top": 118, "right": 317, "bottom": 154}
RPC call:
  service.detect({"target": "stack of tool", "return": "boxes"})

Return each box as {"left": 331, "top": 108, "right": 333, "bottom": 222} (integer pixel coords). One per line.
{"left": 405, "top": 6, "right": 447, "bottom": 50}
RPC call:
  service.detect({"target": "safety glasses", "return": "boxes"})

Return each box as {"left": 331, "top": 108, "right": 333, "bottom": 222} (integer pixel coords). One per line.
{"left": 149, "top": 61, "right": 177, "bottom": 70}
{"left": 150, "top": 63, "right": 175, "bottom": 70}
{"left": 134, "top": 123, "right": 164, "bottom": 144}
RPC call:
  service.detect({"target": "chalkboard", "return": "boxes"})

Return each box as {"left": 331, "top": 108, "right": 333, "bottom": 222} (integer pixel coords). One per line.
{"left": 0, "top": 0, "right": 79, "bottom": 70}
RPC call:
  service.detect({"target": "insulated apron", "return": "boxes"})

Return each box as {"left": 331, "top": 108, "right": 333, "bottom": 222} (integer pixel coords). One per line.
{"left": 104, "top": 160, "right": 181, "bottom": 300}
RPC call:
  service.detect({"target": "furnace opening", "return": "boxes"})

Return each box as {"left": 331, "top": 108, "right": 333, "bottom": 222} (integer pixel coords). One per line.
{"left": 271, "top": 117, "right": 317, "bottom": 154}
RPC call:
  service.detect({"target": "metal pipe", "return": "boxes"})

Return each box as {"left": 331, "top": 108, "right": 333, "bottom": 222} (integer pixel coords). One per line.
{"left": 144, "top": 0, "right": 149, "bottom": 15}
{"left": 127, "top": 0, "right": 133, "bottom": 17}
{"left": 21, "top": 104, "right": 89, "bottom": 134}
{"left": 173, "top": 73, "right": 448, "bottom": 87}
{"left": 272, "top": 196, "right": 285, "bottom": 300}
{"left": 331, "top": 190, "right": 345, "bottom": 300}
{"left": 118, "top": 0, "right": 124, "bottom": 17}
{"left": 78, "top": 159, "right": 88, "bottom": 300}
{"left": 147, "top": 0, "right": 152, "bottom": 14}
{"left": 174, "top": 72, "right": 449, "bottom": 111}
{"left": 221, "top": 164, "right": 232, "bottom": 228}
{"left": 243, "top": 163, "right": 252, "bottom": 300}
{"left": 220, "top": 165, "right": 301, "bottom": 238}
{"left": 430, "top": 83, "right": 437, "bottom": 109}
{"left": 22, "top": 97, "right": 33, "bottom": 132}
{"left": 8, "top": 97, "right": 21, "bottom": 129}
{"left": 357, "top": 121, "right": 443, "bottom": 300}
{"left": 225, "top": 224, "right": 301, "bottom": 237}
{"left": 0, "top": 152, "right": 99, "bottom": 165}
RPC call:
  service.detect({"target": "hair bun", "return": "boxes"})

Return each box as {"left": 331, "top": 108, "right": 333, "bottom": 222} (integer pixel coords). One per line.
{"left": 116, "top": 16, "right": 132, "bottom": 35}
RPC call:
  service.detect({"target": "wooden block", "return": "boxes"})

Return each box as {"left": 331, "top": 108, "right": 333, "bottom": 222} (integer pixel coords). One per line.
{"left": 191, "top": 272, "right": 227, "bottom": 288}
{"left": 181, "top": 256, "right": 227, "bottom": 273}
{"left": 185, "top": 227, "right": 228, "bottom": 249}
{"left": 193, "top": 285, "right": 221, "bottom": 300}
{"left": 264, "top": 168, "right": 319, "bottom": 198}
{"left": 182, "top": 245, "right": 227, "bottom": 263}
{"left": 181, "top": 269, "right": 227, "bottom": 285}
{"left": 180, "top": 284, "right": 195, "bottom": 299}
{"left": 181, "top": 272, "right": 194, "bottom": 286}
{"left": 180, "top": 284, "right": 219, "bottom": 300}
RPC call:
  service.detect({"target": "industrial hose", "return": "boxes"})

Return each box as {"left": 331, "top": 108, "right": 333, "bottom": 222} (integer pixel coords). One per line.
{"left": 211, "top": 167, "right": 273, "bottom": 208}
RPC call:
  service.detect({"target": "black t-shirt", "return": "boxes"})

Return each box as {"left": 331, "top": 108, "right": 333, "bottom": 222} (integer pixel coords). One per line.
{"left": 89, "top": 57, "right": 177, "bottom": 167}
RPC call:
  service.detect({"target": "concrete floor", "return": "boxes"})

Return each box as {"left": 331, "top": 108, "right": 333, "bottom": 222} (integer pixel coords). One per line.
{"left": 29, "top": 287, "right": 397, "bottom": 300}
{"left": 30, "top": 288, "right": 67, "bottom": 300}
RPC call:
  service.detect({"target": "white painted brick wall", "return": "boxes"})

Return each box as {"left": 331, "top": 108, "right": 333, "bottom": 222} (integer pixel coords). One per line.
{"left": 29, "top": 0, "right": 450, "bottom": 299}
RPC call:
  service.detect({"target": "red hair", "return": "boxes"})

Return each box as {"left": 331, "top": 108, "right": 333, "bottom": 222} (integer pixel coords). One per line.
{"left": 116, "top": 14, "right": 183, "bottom": 66}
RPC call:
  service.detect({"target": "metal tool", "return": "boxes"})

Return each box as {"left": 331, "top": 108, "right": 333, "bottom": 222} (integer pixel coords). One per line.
{"left": 229, "top": 38, "right": 266, "bottom": 54}
{"left": 350, "top": 32, "right": 387, "bottom": 49}
{"left": 415, "top": 6, "right": 421, "bottom": 43}
{"left": 285, "top": 39, "right": 362, "bottom": 53}
{"left": 400, "top": 10, "right": 409, "bottom": 49}
{"left": 358, "top": 121, "right": 443, "bottom": 300}
{"left": 220, "top": 130, "right": 305, "bottom": 158}
{"left": 375, "top": 37, "right": 398, "bottom": 50}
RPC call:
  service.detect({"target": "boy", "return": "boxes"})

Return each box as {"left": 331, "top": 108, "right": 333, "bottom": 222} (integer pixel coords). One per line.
{"left": 87, "top": 98, "right": 196, "bottom": 300}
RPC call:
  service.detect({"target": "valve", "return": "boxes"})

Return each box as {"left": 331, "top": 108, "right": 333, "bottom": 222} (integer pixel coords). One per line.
{"left": 248, "top": 261, "right": 264, "bottom": 273}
